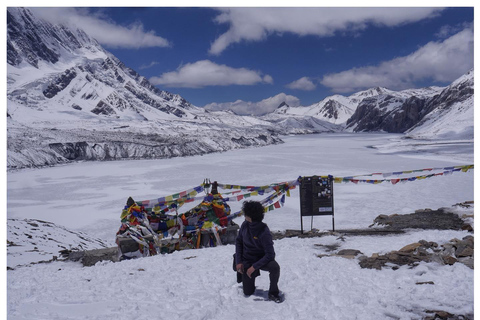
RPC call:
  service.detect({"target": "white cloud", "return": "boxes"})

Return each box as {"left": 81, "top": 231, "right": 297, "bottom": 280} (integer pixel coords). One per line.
{"left": 30, "top": 8, "right": 170, "bottom": 49}
{"left": 320, "top": 27, "right": 474, "bottom": 93}
{"left": 204, "top": 93, "right": 301, "bottom": 116}
{"left": 263, "top": 75, "right": 274, "bottom": 84}
{"left": 286, "top": 77, "right": 316, "bottom": 91}
{"left": 435, "top": 22, "right": 472, "bottom": 39}
{"left": 139, "top": 61, "right": 159, "bottom": 70}
{"left": 209, "top": 7, "right": 444, "bottom": 55}
{"left": 149, "top": 60, "right": 273, "bottom": 88}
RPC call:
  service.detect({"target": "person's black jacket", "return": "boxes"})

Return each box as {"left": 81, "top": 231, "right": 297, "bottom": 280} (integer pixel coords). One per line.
{"left": 235, "top": 220, "right": 275, "bottom": 270}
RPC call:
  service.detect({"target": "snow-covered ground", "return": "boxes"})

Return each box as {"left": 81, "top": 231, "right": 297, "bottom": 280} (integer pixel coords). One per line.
{"left": 6, "top": 133, "right": 474, "bottom": 319}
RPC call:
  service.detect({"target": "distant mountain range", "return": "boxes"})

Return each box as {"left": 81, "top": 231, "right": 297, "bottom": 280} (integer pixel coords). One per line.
{"left": 270, "top": 73, "right": 473, "bottom": 140}
{"left": 6, "top": 7, "right": 474, "bottom": 170}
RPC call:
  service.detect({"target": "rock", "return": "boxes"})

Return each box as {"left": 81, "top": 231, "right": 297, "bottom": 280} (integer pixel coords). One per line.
{"left": 419, "top": 240, "right": 438, "bottom": 249}
{"left": 68, "top": 250, "right": 85, "bottom": 261}
{"left": 441, "top": 243, "right": 456, "bottom": 256}
{"left": 450, "top": 237, "right": 474, "bottom": 258}
{"left": 387, "top": 252, "right": 400, "bottom": 261}
{"left": 425, "top": 310, "right": 454, "bottom": 319}
{"left": 442, "top": 255, "right": 458, "bottom": 265}
{"left": 399, "top": 242, "right": 421, "bottom": 253}
{"left": 375, "top": 214, "right": 389, "bottom": 221}
{"left": 424, "top": 309, "right": 473, "bottom": 320}
{"left": 371, "top": 209, "right": 466, "bottom": 230}
{"left": 359, "top": 257, "right": 384, "bottom": 270}
{"left": 455, "top": 246, "right": 474, "bottom": 258}
{"left": 457, "top": 257, "right": 474, "bottom": 269}
{"left": 76, "top": 247, "right": 120, "bottom": 267}
{"left": 337, "top": 249, "right": 362, "bottom": 256}
{"left": 463, "top": 235, "right": 474, "bottom": 247}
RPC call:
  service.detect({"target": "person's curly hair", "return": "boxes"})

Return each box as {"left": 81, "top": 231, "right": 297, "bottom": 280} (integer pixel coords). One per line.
{"left": 242, "top": 200, "right": 265, "bottom": 222}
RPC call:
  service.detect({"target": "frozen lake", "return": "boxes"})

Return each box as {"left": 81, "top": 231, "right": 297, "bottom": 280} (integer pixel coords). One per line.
{"left": 7, "top": 133, "right": 474, "bottom": 245}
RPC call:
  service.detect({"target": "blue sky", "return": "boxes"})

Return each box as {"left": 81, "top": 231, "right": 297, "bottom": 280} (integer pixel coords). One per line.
{"left": 31, "top": 7, "right": 474, "bottom": 115}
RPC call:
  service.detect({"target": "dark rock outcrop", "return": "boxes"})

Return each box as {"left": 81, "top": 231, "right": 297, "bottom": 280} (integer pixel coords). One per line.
{"left": 370, "top": 208, "right": 468, "bottom": 231}
{"left": 43, "top": 68, "right": 77, "bottom": 98}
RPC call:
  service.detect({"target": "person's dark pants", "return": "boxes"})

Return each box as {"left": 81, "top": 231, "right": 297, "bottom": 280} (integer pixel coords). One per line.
{"left": 242, "top": 260, "right": 280, "bottom": 296}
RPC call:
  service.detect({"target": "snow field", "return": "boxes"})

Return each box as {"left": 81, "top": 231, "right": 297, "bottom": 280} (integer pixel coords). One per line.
{"left": 6, "top": 133, "right": 474, "bottom": 319}
{"left": 7, "top": 231, "right": 473, "bottom": 320}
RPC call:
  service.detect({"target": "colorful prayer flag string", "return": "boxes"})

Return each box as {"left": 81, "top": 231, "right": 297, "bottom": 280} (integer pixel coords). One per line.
{"left": 125, "top": 164, "right": 472, "bottom": 222}
{"left": 334, "top": 165, "right": 473, "bottom": 185}
{"left": 344, "top": 164, "right": 473, "bottom": 179}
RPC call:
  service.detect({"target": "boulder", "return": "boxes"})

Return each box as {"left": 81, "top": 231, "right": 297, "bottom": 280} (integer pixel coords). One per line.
{"left": 399, "top": 242, "right": 422, "bottom": 253}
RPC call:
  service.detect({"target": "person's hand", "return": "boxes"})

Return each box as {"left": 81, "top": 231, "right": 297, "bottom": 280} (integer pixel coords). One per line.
{"left": 247, "top": 266, "right": 255, "bottom": 278}
{"left": 236, "top": 263, "right": 244, "bottom": 274}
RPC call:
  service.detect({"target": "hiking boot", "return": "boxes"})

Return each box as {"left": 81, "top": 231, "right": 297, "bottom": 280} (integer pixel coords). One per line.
{"left": 268, "top": 293, "right": 282, "bottom": 303}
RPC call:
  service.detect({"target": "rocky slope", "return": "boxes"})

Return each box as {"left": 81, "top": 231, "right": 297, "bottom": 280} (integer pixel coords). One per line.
{"left": 345, "top": 70, "right": 473, "bottom": 137}
{"left": 406, "top": 70, "right": 474, "bottom": 139}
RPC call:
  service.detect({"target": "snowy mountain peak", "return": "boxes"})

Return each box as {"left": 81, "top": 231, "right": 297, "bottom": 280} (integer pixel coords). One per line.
{"left": 277, "top": 101, "right": 289, "bottom": 109}
{"left": 350, "top": 86, "right": 392, "bottom": 100}
{"left": 450, "top": 68, "right": 473, "bottom": 88}
{"left": 7, "top": 7, "right": 105, "bottom": 69}
{"left": 274, "top": 102, "right": 290, "bottom": 114}
{"left": 7, "top": 6, "right": 200, "bottom": 125}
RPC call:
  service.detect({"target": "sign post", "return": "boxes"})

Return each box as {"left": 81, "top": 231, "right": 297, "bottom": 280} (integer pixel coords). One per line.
{"left": 299, "top": 175, "right": 335, "bottom": 233}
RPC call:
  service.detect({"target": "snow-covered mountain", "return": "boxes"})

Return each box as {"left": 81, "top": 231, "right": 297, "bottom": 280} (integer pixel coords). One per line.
{"left": 6, "top": 8, "right": 287, "bottom": 170}
{"left": 7, "top": 7, "right": 196, "bottom": 120}
{"left": 270, "top": 85, "right": 447, "bottom": 127}
{"left": 406, "top": 70, "right": 474, "bottom": 139}
{"left": 345, "top": 71, "right": 473, "bottom": 136}
{"left": 273, "top": 95, "right": 357, "bottom": 125}
{"left": 7, "top": 7, "right": 347, "bottom": 170}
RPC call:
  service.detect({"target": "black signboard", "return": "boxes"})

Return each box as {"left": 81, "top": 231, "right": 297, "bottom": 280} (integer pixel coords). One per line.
{"left": 300, "top": 175, "right": 335, "bottom": 232}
